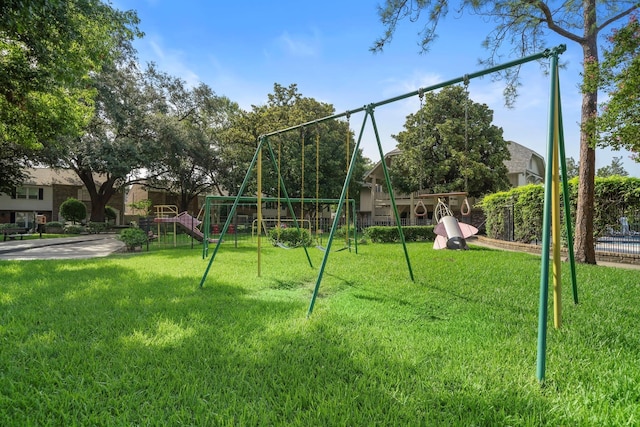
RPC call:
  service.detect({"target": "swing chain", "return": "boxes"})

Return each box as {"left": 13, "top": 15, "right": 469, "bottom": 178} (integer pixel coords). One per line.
{"left": 463, "top": 75, "right": 470, "bottom": 193}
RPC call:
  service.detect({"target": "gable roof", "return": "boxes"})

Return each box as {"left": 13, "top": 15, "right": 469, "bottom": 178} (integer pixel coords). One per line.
{"left": 21, "top": 168, "right": 106, "bottom": 186}
{"left": 503, "top": 140, "right": 545, "bottom": 174}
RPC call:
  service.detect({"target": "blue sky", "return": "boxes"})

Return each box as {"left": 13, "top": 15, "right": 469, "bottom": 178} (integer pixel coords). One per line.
{"left": 112, "top": 0, "right": 639, "bottom": 177}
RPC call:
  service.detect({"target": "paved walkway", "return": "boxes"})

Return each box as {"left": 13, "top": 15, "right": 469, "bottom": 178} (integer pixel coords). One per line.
{"left": 0, "top": 234, "right": 126, "bottom": 261}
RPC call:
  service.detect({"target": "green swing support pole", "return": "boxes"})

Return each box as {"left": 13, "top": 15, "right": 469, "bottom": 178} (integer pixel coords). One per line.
{"left": 370, "top": 107, "right": 414, "bottom": 281}
{"left": 199, "top": 138, "right": 264, "bottom": 288}
{"left": 307, "top": 111, "right": 370, "bottom": 316}
{"left": 555, "top": 80, "right": 579, "bottom": 304}
{"left": 536, "top": 49, "right": 578, "bottom": 382}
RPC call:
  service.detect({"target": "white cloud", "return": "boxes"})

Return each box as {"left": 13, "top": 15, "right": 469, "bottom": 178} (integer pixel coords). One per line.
{"left": 274, "top": 29, "right": 321, "bottom": 57}
{"left": 145, "top": 37, "right": 201, "bottom": 87}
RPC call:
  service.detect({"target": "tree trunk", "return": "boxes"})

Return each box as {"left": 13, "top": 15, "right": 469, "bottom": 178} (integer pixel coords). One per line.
{"left": 574, "top": 6, "right": 598, "bottom": 264}
{"left": 90, "top": 197, "right": 108, "bottom": 222}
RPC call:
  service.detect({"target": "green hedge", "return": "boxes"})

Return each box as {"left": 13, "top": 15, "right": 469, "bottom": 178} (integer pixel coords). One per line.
{"left": 268, "top": 227, "right": 312, "bottom": 248}
{"left": 365, "top": 226, "right": 435, "bottom": 243}
{"left": 481, "top": 176, "right": 640, "bottom": 242}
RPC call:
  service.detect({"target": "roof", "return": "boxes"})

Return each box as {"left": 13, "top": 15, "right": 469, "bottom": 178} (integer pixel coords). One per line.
{"left": 363, "top": 148, "right": 402, "bottom": 180}
{"left": 22, "top": 168, "right": 106, "bottom": 186}
{"left": 503, "top": 140, "right": 545, "bottom": 173}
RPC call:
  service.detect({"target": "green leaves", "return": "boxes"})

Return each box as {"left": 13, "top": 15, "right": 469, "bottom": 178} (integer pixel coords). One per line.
{"left": 390, "top": 86, "right": 510, "bottom": 197}
{"left": 597, "top": 15, "right": 640, "bottom": 155}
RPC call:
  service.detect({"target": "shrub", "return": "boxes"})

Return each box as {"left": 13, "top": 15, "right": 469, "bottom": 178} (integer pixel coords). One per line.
{"left": 87, "top": 222, "right": 108, "bottom": 234}
{"left": 481, "top": 177, "right": 640, "bottom": 242}
{"left": 365, "top": 226, "right": 435, "bottom": 243}
{"left": 269, "top": 227, "right": 312, "bottom": 247}
{"left": 64, "top": 224, "right": 85, "bottom": 235}
{"left": 59, "top": 197, "right": 87, "bottom": 224}
{"left": 334, "top": 225, "right": 353, "bottom": 238}
{"left": 44, "top": 221, "right": 64, "bottom": 233}
{"left": 118, "top": 227, "right": 148, "bottom": 251}
{"left": 104, "top": 206, "right": 117, "bottom": 222}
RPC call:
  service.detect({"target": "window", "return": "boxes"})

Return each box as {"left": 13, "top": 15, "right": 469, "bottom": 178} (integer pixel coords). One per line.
{"left": 15, "top": 187, "right": 43, "bottom": 200}
{"left": 15, "top": 212, "right": 34, "bottom": 228}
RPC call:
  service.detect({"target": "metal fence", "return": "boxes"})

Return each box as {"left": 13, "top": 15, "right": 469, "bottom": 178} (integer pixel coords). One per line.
{"left": 596, "top": 216, "right": 640, "bottom": 255}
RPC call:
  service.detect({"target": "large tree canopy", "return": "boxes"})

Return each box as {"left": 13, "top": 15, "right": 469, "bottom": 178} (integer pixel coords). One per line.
{"left": 0, "top": 0, "right": 141, "bottom": 194}
{"left": 390, "top": 86, "right": 510, "bottom": 197}
{"left": 597, "top": 14, "right": 640, "bottom": 159}
{"left": 220, "top": 83, "right": 368, "bottom": 214}
{"left": 40, "top": 56, "right": 160, "bottom": 222}
{"left": 143, "top": 66, "right": 242, "bottom": 212}
{"left": 372, "top": 0, "right": 639, "bottom": 264}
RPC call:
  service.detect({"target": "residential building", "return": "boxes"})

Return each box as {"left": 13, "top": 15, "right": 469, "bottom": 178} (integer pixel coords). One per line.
{"left": 504, "top": 140, "right": 545, "bottom": 186}
{"left": 0, "top": 168, "right": 125, "bottom": 228}
{"left": 359, "top": 142, "right": 545, "bottom": 227}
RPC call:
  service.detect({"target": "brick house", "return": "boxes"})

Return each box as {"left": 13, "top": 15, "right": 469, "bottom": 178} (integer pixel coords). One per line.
{"left": 0, "top": 168, "right": 125, "bottom": 228}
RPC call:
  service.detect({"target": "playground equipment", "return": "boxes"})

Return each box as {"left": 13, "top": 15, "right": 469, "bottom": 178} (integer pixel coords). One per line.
{"left": 153, "top": 205, "right": 211, "bottom": 246}
{"left": 198, "top": 45, "right": 577, "bottom": 382}
{"left": 201, "top": 196, "right": 357, "bottom": 259}
{"left": 432, "top": 199, "right": 478, "bottom": 250}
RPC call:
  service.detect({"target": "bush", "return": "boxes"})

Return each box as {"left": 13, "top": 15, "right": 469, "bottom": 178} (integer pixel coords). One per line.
{"left": 481, "top": 177, "right": 640, "bottom": 242}
{"left": 104, "top": 206, "right": 117, "bottom": 222}
{"left": 59, "top": 197, "right": 87, "bottom": 224}
{"left": 269, "top": 227, "right": 312, "bottom": 248}
{"left": 87, "top": 222, "right": 108, "bottom": 234}
{"left": 118, "top": 227, "right": 148, "bottom": 251}
{"left": 64, "top": 224, "right": 85, "bottom": 235}
{"left": 44, "top": 221, "right": 64, "bottom": 233}
{"left": 481, "top": 185, "right": 544, "bottom": 242}
{"left": 365, "top": 226, "right": 435, "bottom": 243}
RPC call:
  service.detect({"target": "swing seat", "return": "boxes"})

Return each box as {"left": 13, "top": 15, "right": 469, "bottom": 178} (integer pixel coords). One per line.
{"left": 276, "top": 242, "right": 291, "bottom": 249}
{"left": 315, "top": 245, "right": 326, "bottom": 252}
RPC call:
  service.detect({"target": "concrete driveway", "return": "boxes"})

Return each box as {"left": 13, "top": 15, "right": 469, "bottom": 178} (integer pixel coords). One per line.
{"left": 0, "top": 234, "right": 126, "bottom": 261}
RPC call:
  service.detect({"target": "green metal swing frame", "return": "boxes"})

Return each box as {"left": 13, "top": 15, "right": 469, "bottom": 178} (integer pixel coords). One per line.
{"left": 197, "top": 44, "right": 576, "bottom": 382}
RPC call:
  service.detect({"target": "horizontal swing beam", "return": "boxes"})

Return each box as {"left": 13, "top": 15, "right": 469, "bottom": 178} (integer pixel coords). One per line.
{"left": 204, "top": 196, "right": 356, "bottom": 205}
{"left": 261, "top": 45, "right": 566, "bottom": 138}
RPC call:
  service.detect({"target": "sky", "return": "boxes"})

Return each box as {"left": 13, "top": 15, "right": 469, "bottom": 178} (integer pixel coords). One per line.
{"left": 112, "top": 0, "right": 639, "bottom": 177}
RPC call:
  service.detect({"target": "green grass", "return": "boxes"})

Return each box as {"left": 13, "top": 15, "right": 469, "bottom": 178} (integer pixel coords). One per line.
{"left": 1, "top": 241, "right": 639, "bottom": 425}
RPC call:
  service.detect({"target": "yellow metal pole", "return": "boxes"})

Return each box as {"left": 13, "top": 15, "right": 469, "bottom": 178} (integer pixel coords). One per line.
{"left": 257, "top": 145, "right": 262, "bottom": 277}
{"left": 552, "top": 87, "right": 562, "bottom": 329}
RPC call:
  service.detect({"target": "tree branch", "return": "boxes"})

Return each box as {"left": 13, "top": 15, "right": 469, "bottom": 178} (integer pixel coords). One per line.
{"left": 596, "top": 5, "right": 639, "bottom": 33}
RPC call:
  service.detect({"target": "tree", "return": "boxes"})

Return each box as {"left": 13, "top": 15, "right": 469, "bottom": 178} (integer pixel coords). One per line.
{"left": 597, "top": 156, "right": 628, "bottom": 177}
{"left": 40, "top": 55, "right": 162, "bottom": 222}
{"left": 223, "top": 83, "right": 368, "bottom": 216}
{"left": 0, "top": 0, "right": 142, "bottom": 193}
{"left": 372, "top": 0, "right": 638, "bottom": 263}
{"left": 142, "top": 66, "right": 241, "bottom": 212}
{"left": 59, "top": 198, "right": 87, "bottom": 224}
{"left": 390, "top": 86, "right": 510, "bottom": 197}
{"left": 564, "top": 157, "right": 580, "bottom": 180}
{"left": 597, "top": 14, "right": 640, "bottom": 159}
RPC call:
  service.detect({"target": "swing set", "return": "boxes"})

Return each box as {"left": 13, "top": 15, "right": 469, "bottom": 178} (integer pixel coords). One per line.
{"left": 199, "top": 44, "right": 576, "bottom": 381}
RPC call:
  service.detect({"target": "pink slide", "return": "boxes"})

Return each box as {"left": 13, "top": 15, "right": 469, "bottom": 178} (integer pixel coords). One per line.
{"left": 154, "top": 212, "right": 208, "bottom": 242}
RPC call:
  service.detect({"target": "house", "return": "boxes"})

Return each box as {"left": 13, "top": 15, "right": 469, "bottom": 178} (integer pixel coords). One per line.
{"left": 504, "top": 140, "right": 545, "bottom": 186}
{"left": 359, "top": 142, "right": 545, "bottom": 227}
{"left": 0, "top": 168, "right": 125, "bottom": 228}
{"left": 124, "top": 182, "right": 215, "bottom": 221}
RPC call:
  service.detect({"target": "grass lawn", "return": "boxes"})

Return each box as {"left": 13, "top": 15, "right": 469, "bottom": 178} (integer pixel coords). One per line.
{"left": 1, "top": 240, "right": 639, "bottom": 425}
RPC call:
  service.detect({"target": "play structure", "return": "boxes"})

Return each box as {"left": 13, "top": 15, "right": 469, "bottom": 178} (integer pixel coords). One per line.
{"left": 198, "top": 45, "right": 577, "bottom": 381}
{"left": 152, "top": 205, "right": 211, "bottom": 245}
{"left": 200, "top": 196, "right": 358, "bottom": 259}
{"left": 432, "top": 198, "right": 478, "bottom": 250}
